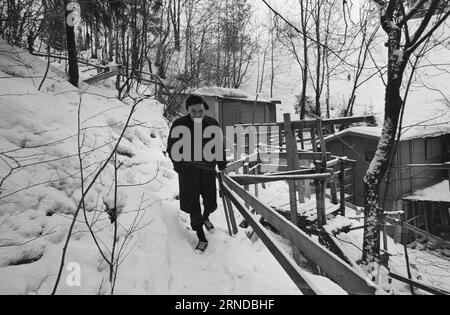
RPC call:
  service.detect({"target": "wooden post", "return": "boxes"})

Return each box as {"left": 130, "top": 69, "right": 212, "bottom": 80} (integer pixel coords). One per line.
{"left": 245, "top": 133, "right": 249, "bottom": 156}
{"left": 339, "top": 160, "right": 346, "bottom": 216}
{"left": 243, "top": 163, "right": 250, "bottom": 188}
{"left": 225, "top": 195, "right": 238, "bottom": 235}
{"left": 315, "top": 164, "right": 327, "bottom": 228}
{"left": 401, "top": 214, "right": 415, "bottom": 295}
{"left": 279, "top": 127, "right": 284, "bottom": 151}
{"left": 315, "top": 119, "right": 327, "bottom": 228}
{"left": 255, "top": 153, "right": 262, "bottom": 197}
{"left": 311, "top": 128, "right": 317, "bottom": 152}
{"left": 243, "top": 163, "right": 250, "bottom": 209}
{"left": 330, "top": 180, "right": 338, "bottom": 205}
{"left": 284, "top": 114, "right": 299, "bottom": 225}
{"left": 299, "top": 127, "right": 305, "bottom": 150}
{"left": 316, "top": 119, "right": 328, "bottom": 166}
{"left": 422, "top": 202, "right": 430, "bottom": 234}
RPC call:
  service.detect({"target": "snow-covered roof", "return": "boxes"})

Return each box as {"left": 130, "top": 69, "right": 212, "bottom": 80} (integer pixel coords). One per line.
{"left": 325, "top": 116, "right": 450, "bottom": 142}
{"left": 324, "top": 126, "right": 382, "bottom": 142}
{"left": 193, "top": 86, "right": 281, "bottom": 104}
{"left": 402, "top": 180, "right": 450, "bottom": 203}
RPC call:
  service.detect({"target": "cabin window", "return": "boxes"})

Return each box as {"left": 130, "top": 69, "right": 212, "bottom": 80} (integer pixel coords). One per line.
{"left": 425, "top": 138, "right": 441, "bottom": 160}
{"left": 365, "top": 151, "right": 375, "bottom": 162}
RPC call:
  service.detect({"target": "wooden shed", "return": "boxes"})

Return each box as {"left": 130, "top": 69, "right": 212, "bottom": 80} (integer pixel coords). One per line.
{"left": 324, "top": 127, "right": 450, "bottom": 211}
{"left": 178, "top": 87, "right": 281, "bottom": 131}
{"left": 401, "top": 181, "right": 450, "bottom": 240}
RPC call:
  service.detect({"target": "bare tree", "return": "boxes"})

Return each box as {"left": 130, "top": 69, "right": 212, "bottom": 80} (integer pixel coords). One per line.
{"left": 342, "top": 4, "right": 381, "bottom": 122}
{"left": 65, "top": 0, "right": 79, "bottom": 87}
{"left": 362, "top": 0, "right": 450, "bottom": 266}
{"left": 169, "top": 0, "right": 182, "bottom": 51}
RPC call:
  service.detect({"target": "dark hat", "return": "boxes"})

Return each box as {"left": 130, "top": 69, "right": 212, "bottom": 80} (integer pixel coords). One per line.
{"left": 186, "top": 94, "right": 209, "bottom": 110}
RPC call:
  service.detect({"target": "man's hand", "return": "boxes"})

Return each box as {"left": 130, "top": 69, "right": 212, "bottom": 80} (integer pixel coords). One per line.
{"left": 218, "top": 161, "right": 228, "bottom": 172}
{"left": 173, "top": 162, "right": 182, "bottom": 174}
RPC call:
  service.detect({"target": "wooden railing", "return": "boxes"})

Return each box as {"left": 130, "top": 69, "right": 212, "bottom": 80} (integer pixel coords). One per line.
{"left": 220, "top": 115, "right": 380, "bottom": 294}
{"left": 221, "top": 157, "right": 377, "bottom": 295}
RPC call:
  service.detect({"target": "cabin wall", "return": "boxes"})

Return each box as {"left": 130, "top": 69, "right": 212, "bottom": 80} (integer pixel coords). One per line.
{"left": 327, "top": 134, "right": 449, "bottom": 210}
{"left": 326, "top": 135, "right": 380, "bottom": 207}
{"left": 444, "top": 134, "right": 450, "bottom": 161}
{"left": 391, "top": 137, "right": 447, "bottom": 201}
{"left": 219, "top": 100, "right": 277, "bottom": 131}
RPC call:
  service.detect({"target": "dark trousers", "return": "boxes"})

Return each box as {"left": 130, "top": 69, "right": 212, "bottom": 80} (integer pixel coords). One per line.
{"left": 178, "top": 167, "right": 218, "bottom": 232}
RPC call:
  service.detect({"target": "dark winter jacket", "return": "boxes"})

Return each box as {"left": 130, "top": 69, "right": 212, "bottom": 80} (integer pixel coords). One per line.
{"left": 167, "top": 115, "right": 227, "bottom": 173}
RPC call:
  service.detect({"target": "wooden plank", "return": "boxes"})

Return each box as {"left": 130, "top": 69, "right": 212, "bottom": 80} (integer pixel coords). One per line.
{"left": 243, "top": 163, "right": 250, "bottom": 191}
{"left": 316, "top": 119, "right": 328, "bottom": 165}
{"left": 422, "top": 202, "right": 430, "bottom": 233}
{"left": 344, "top": 183, "right": 353, "bottom": 190}
{"left": 323, "top": 226, "right": 361, "bottom": 271}
{"left": 404, "top": 163, "right": 450, "bottom": 169}
{"left": 226, "top": 159, "right": 245, "bottom": 173}
{"left": 291, "top": 115, "right": 376, "bottom": 130}
{"left": 225, "top": 152, "right": 259, "bottom": 173}
{"left": 299, "top": 126, "right": 305, "bottom": 150}
{"left": 326, "top": 158, "right": 341, "bottom": 168}
{"left": 300, "top": 159, "right": 312, "bottom": 200}
{"left": 266, "top": 168, "right": 316, "bottom": 177}
{"left": 330, "top": 180, "right": 338, "bottom": 205}
{"left": 278, "top": 152, "right": 333, "bottom": 161}
{"left": 225, "top": 195, "right": 238, "bottom": 235}
{"left": 389, "top": 273, "right": 450, "bottom": 295}
{"left": 236, "top": 122, "right": 284, "bottom": 128}
{"left": 331, "top": 156, "right": 357, "bottom": 167}
{"left": 311, "top": 128, "right": 317, "bottom": 152}
{"left": 253, "top": 162, "right": 259, "bottom": 198}
{"left": 284, "top": 114, "right": 299, "bottom": 224}
{"left": 385, "top": 217, "right": 450, "bottom": 248}
{"left": 84, "top": 68, "right": 119, "bottom": 85}
{"left": 222, "top": 184, "right": 317, "bottom": 295}
{"left": 316, "top": 119, "right": 327, "bottom": 227}
{"left": 223, "top": 175, "right": 377, "bottom": 295}
{"left": 315, "top": 177, "right": 327, "bottom": 228}
{"left": 229, "top": 173, "right": 332, "bottom": 185}
{"left": 259, "top": 164, "right": 289, "bottom": 173}
{"left": 339, "top": 160, "right": 346, "bottom": 216}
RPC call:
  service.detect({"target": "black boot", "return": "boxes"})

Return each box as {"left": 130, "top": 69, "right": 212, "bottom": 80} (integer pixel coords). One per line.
{"left": 195, "top": 228, "right": 208, "bottom": 254}
{"left": 203, "top": 212, "right": 215, "bottom": 233}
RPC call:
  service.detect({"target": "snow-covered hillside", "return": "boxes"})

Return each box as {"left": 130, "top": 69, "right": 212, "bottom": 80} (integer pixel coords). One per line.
{"left": 0, "top": 40, "right": 352, "bottom": 295}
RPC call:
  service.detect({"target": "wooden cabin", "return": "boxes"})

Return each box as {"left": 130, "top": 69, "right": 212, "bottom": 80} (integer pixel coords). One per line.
{"left": 178, "top": 87, "right": 281, "bottom": 131}
{"left": 324, "top": 126, "right": 450, "bottom": 237}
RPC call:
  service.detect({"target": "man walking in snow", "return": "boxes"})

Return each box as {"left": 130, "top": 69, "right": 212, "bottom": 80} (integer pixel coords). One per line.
{"left": 167, "top": 94, "right": 227, "bottom": 254}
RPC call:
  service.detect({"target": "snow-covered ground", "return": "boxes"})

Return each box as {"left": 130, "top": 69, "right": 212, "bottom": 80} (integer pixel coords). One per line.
{"left": 327, "top": 212, "right": 450, "bottom": 295}
{"left": 254, "top": 178, "right": 450, "bottom": 295}
{"left": 0, "top": 41, "right": 312, "bottom": 295}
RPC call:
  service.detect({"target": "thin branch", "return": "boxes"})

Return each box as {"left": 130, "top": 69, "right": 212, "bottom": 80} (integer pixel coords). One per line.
{"left": 52, "top": 94, "right": 142, "bottom": 295}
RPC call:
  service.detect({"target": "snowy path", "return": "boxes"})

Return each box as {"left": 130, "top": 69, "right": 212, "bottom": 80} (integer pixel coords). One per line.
{"left": 159, "top": 199, "right": 302, "bottom": 295}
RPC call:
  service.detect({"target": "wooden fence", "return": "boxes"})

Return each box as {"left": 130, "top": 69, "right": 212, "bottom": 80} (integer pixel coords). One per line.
{"left": 220, "top": 115, "right": 379, "bottom": 295}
